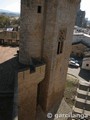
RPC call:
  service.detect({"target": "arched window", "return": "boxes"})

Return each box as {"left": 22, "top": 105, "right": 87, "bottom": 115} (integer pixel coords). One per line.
{"left": 57, "top": 29, "right": 67, "bottom": 54}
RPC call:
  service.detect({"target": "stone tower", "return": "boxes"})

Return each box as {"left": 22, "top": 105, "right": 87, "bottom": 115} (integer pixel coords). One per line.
{"left": 19, "top": 0, "right": 45, "bottom": 64}
{"left": 19, "top": 0, "right": 81, "bottom": 119}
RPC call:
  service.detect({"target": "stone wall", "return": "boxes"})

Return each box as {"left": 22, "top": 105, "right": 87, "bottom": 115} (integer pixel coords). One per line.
{"left": 18, "top": 64, "right": 46, "bottom": 120}
{"left": 82, "top": 57, "right": 90, "bottom": 70}
{"left": 0, "top": 31, "right": 19, "bottom": 43}
{"left": 19, "top": 0, "right": 45, "bottom": 64}
{"left": 38, "top": 0, "right": 81, "bottom": 112}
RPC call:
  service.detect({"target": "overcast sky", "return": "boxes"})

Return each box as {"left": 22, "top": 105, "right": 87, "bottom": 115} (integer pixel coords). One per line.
{"left": 0, "top": 0, "right": 90, "bottom": 20}
{"left": 0, "top": 0, "right": 21, "bottom": 13}
{"left": 80, "top": 0, "right": 90, "bottom": 20}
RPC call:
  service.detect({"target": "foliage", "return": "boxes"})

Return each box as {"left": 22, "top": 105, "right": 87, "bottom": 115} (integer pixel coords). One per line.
{"left": 0, "top": 15, "right": 10, "bottom": 28}
{"left": 10, "top": 17, "right": 20, "bottom": 26}
{"left": 0, "top": 15, "right": 20, "bottom": 28}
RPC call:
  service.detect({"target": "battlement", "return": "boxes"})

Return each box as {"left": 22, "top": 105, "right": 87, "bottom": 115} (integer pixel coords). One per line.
{"left": 18, "top": 59, "right": 46, "bottom": 83}
{"left": 18, "top": 59, "right": 46, "bottom": 120}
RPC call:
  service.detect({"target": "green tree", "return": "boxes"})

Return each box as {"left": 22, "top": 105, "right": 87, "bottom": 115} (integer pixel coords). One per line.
{"left": 10, "top": 17, "right": 20, "bottom": 26}
{"left": 0, "top": 15, "right": 10, "bottom": 28}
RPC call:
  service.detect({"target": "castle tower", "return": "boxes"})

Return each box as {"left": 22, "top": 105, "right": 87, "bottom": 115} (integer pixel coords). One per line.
{"left": 19, "top": 0, "right": 45, "bottom": 64}
{"left": 19, "top": 0, "right": 81, "bottom": 117}
{"left": 38, "top": 0, "right": 81, "bottom": 112}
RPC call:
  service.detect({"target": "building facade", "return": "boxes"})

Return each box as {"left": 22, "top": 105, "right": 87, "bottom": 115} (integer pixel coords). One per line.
{"left": 71, "top": 33, "right": 90, "bottom": 57}
{"left": 82, "top": 57, "right": 90, "bottom": 70}
{"left": 72, "top": 80, "right": 90, "bottom": 120}
{"left": 75, "top": 9, "right": 85, "bottom": 27}
{"left": 82, "top": 51, "right": 90, "bottom": 70}
{"left": 19, "top": 0, "right": 81, "bottom": 120}
{"left": 0, "top": 31, "right": 19, "bottom": 46}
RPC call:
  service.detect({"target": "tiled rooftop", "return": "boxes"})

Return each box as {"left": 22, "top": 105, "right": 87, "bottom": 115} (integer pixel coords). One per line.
{"left": 0, "top": 46, "right": 19, "bottom": 64}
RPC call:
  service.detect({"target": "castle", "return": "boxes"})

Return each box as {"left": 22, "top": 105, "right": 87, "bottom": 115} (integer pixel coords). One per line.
{"left": 18, "top": 0, "right": 81, "bottom": 120}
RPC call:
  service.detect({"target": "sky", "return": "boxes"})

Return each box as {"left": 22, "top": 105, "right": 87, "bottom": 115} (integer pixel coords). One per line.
{"left": 0, "top": 0, "right": 90, "bottom": 20}
{"left": 0, "top": 0, "right": 21, "bottom": 13}
{"left": 80, "top": 0, "right": 90, "bottom": 20}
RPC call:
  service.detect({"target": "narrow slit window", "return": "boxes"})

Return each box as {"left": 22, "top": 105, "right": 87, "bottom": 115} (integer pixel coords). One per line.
{"left": 57, "top": 41, "right": 64, "bottom": 54}
{"left": 26, "top": 0, "right": 30, "bottom": 7}
{"left": 37, "top": 6, "right": 42, "bottom": 13}
{"left": 60, "top": 41, "right": 63, "bottom": 53}
{"left": 57, "top": 42, "right": 60, "bottom": 54}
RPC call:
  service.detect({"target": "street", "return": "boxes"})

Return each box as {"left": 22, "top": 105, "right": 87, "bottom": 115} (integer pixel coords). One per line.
{"left": 68, "top": 67, "right": 90, "bottom": 82}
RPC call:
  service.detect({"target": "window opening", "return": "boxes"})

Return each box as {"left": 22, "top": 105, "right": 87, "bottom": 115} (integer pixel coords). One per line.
{"left": 37, "top": 6, "right": 42, "bottom": 13}
{"left": 57, "top": 29, "right": 67, "bottom": 54}
{"left": 86, "top": 64, "right": 89, "bottom": 67}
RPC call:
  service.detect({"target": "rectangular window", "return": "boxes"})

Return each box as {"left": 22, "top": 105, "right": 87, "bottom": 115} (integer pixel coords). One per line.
{"left": 37, "top": 6, "right": 42, "bottom": 13}
{"left": 26, "top": 0, "right": 30, "bottom": 7}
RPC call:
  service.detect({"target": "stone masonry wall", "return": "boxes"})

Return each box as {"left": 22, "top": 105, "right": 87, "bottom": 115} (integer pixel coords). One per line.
{"left": 19, "top": 0, "right": 45, "bottom": 64}
{"left": 18, "top": 64, "right": 46, "bottom": 120}
{"left": 38, "top": 0, "right": 81, "bottom": 112}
